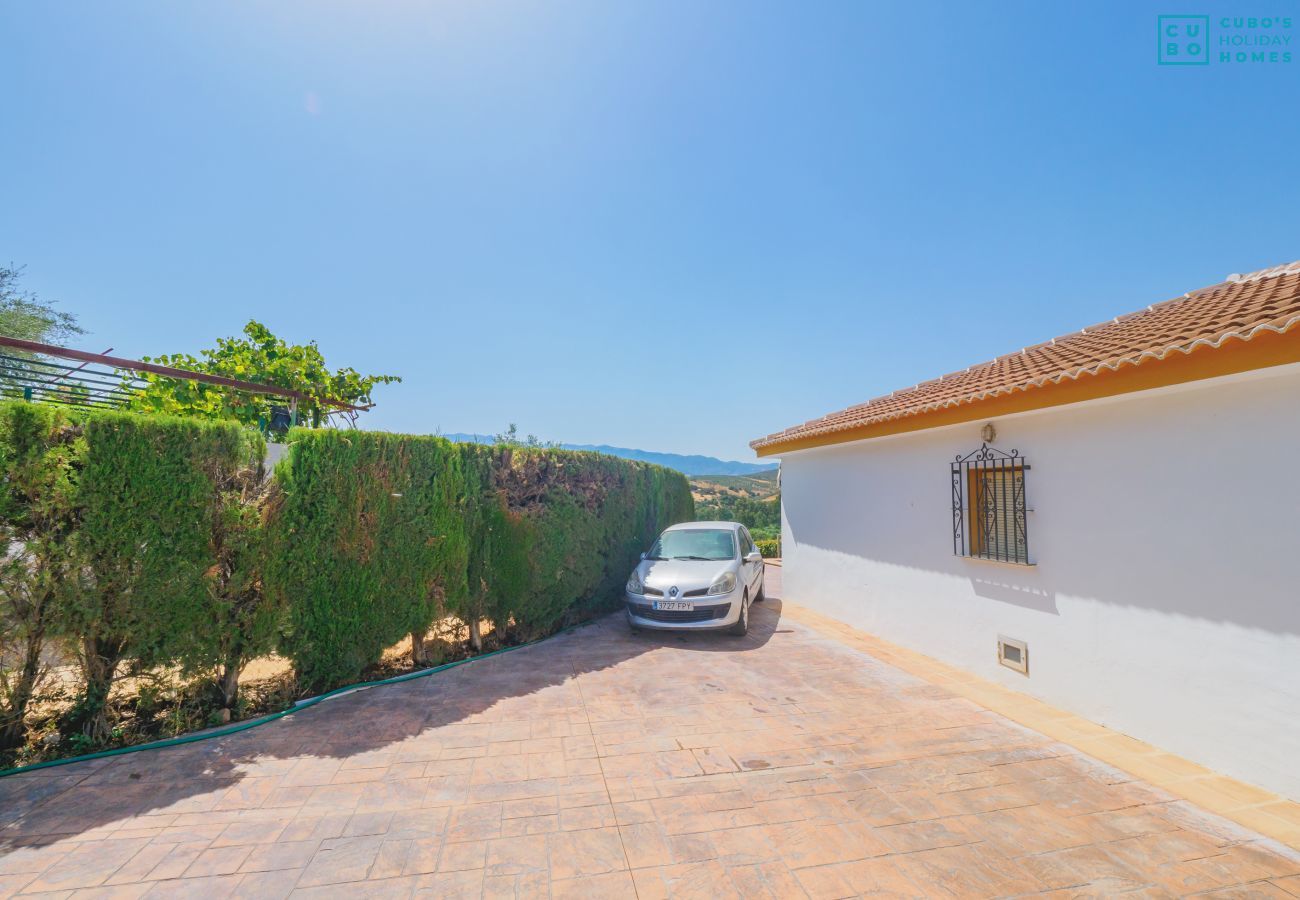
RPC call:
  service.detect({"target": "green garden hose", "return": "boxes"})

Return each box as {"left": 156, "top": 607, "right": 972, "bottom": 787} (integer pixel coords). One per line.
{"left": 0, "top": 620, "right": 592, "bottom": 779}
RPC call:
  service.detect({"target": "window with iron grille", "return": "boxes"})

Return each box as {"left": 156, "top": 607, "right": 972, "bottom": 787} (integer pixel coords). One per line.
{"left": 951, "top": 444, "right": 1031, "bottom": 564}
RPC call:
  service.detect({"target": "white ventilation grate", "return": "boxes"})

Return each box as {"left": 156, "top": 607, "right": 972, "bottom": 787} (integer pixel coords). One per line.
{"left": 998, "top": 635, "right": 1028, "bottom": 675}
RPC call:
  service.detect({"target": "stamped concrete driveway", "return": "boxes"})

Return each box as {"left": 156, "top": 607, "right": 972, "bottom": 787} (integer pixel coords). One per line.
{"left": 3, "top": 566, "right": 1299, "bottom": 898}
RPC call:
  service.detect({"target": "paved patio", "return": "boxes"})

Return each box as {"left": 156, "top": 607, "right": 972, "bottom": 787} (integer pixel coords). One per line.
{"left": 2, "top": 567, "right": 1298, "bottom": 898}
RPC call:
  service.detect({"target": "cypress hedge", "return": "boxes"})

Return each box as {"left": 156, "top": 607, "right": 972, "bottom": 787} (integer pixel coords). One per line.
{"left": 485, "top": 445, "right": 695, "bottom": 638}
{"left": 1, "top": 405, "right": 693, "bottom": 746}
{"left": 265, "top": 429, "right": 474, "bottom": 691}
{"left": 64, "top": 411, "right": 263, "bottom": 738}
{"left": 0, "top": 403, "right": 264, "bottom": 741}
{"left": 0, "top": 403, "right": 81, "bottom": 749}
{"left": 266, "top": 431, "right": 694, "bottom": 691}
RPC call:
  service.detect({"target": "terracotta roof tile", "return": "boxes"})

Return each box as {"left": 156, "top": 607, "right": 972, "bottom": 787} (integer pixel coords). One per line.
{"left": 751, "top": 262, "right": 1300, "bottom": 452}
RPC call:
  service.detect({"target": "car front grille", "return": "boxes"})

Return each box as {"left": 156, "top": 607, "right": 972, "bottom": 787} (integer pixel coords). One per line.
{"left": 628, "top": 602, "right": 730, "bottom": 624}
{"left": 642, "top": 586, "right": 710, "bottom": 598}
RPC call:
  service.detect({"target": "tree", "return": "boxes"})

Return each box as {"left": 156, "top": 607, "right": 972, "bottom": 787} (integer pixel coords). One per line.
{"left": 0, "top": 266, "right": 86, "bottom": 404}
{"left": 0, "top": 265, "right": 84, "bottom": 346}
{"left": 127, "top": 320, "right": 400, "bottom": 434}
{"left": 493, "top": 423, "right": 556, "bottom": 449}
{"left": 697, "top": 491, "right": 780, "bottom": 538}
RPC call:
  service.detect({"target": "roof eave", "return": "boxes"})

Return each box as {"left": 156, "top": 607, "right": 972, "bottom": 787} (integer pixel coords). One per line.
{"left": 751, "top": 326, "right": 1300, "bottom": 456}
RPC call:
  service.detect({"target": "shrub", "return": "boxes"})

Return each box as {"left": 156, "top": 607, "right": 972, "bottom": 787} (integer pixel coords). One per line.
{"left": 755, "top": 537, "right": 781, "bottom": 558}
{"left": 459, "top": 444, "right": 530, "bottom": 652}
{"left": 63, "top": 411, "right": 261, "bottom": 740}
{"left": 265, "top": 429, "right": 473, "bottom": 691}
{"left": 480, "top": 446, "right": 694, "bottom": 640}
{"left": 0, "top": 403, "right": 82, "bottom": 749}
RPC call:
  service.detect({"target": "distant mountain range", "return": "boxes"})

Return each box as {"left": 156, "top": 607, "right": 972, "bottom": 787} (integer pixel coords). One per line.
{"left": 440, "top": 434, "right": 776, "bottom": 477}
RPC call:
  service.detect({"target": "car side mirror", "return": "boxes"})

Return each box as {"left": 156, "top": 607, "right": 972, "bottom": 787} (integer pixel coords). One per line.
{"left": 745, "top": 551, "right": 763, "bottom": 563}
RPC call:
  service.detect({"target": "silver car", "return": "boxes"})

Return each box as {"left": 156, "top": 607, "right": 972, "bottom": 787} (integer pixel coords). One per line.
{"left": 625, "top": 521, "right": 766, "bottom": 635}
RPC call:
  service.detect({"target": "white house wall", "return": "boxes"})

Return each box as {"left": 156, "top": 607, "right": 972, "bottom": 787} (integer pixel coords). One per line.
{"left": 778, "top": 362, "right": 1300, "bottom": 800}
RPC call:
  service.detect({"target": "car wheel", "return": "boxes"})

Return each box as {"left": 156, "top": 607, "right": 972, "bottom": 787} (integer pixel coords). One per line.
{"left": 754, "top": 575, "right": 765, "bottom": 602}
{"left": 728, "top": 592, "right": 749, "bottom": 636}
{"left": 626, "top": 611, "right": 639, "bottom": 633}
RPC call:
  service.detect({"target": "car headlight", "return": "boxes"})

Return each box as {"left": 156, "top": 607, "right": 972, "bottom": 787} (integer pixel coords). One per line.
{"left": 708, "top": 572, "right": 736, "bottom": 595}
{"left": 626, "top": 571, "right": 644, "bottom": 594}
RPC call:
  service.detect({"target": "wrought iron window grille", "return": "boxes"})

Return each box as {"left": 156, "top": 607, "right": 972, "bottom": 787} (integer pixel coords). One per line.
{"left": 951, "top": 443, "right": 1031, "bottom": 565}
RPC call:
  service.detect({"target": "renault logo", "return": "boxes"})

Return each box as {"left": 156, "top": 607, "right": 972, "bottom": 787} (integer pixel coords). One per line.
{"left": 668, "top": 586, "right": 679, "bottom": 598}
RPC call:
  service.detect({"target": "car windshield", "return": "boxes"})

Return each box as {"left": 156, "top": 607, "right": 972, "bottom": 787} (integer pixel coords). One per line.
{"left": 648, "top": 528, "right": 736, "bottom": 561}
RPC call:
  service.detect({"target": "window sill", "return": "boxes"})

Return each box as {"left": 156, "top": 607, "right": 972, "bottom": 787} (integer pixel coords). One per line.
{"left": 958, "top": 555, "right": 1036, "bottom": 569}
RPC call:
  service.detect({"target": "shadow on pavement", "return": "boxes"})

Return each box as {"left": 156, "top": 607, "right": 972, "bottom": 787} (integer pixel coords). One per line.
{"left": 0, "top": 568, "right": 785, "bottom": 851}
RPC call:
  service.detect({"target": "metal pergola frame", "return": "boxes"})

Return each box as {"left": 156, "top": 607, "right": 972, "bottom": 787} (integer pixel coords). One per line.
{"left": 0, "top": 335, "right": 370, "bottom": 423}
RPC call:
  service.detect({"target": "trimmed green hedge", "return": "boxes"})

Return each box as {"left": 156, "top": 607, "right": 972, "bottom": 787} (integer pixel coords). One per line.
{"left": 69, "top": 411, "right": 263, "bottom": 738}
{"left": 755, "top": 537, "right": 781, "bottom": 559}
{"left": 0, "top": 402, "right": 81, "bottom": 749}
{"left": 0, "top": 405, "right": 693, "bottom": 746}
{"left": 265, "top": 430, "right": 474, "bottom": 691}
{"left": 0, "top": 403, "right": 264, "bottom": 740}
{"left": 266, "top": 432, "right": 693, "bottom": 690}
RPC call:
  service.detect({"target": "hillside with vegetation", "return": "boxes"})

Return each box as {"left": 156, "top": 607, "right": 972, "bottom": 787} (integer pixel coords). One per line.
{"left": 691, "top": 468, "right": 781, "bottom": 555}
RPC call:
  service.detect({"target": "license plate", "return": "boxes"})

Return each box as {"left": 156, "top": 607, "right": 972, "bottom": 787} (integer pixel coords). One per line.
{"left": 653, "top": 600, "right": 694, "bottom": 611}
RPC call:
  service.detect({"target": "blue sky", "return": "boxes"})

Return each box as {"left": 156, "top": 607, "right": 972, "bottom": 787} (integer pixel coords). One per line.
{"left": 3, "top": 2, "right": 1297, "bottom": 461}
